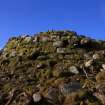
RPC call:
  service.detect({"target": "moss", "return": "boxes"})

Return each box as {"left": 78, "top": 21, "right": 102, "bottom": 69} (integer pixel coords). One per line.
{"left": 68, "top": 45, "right": 75, "bottom": 49}
{"left": 41, "top": 69, "right": 53, "bottom": 79}
{"left": 52, "top": 69, "right": 62, "bottom": 77}
{"left": 1, "top": 59, "right": 10, "bottom": 65}
{"left": 6, "top": 40, "right": 18, "bottom": 49}
{"left": 96, "top": 71, "right": 105, "bottom": 83}
{"left": 62, "top": 36, "right": 68, "bottom": 40}
{"left": 64, "top": 92, "right": 79, "bottom": 105}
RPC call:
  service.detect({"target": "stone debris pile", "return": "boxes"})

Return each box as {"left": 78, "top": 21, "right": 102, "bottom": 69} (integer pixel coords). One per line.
{"left": 0, "top": 30, "right": 105, "bottom": 105}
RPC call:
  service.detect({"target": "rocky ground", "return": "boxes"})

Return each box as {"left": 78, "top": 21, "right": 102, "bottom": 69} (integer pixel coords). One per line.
{"left": 0, "top": 30, "right": 105, "bottom": 105}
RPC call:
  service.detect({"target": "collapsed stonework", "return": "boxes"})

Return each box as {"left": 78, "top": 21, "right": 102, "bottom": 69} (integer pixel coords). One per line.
{"left": 0, "top": 30, "right": 105, "bottom": 105}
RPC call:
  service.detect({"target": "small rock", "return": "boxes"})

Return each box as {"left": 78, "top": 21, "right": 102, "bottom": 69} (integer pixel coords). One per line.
{"left": 56, "top": 48, "right": 65, "bottom": 54}
{"left": 24, "top": 36, "right": 32, "bottom": 42}
{"left": 80, "top": 38, "right": 90, "bottom": 45}
{"left": 33, "top": 36, "right": 39, "bottom": 43}
{"left": 2, "top": 53, "right": 9, "bottom": 58}
{"left": 41, "top": 36, "right": 50, "bottom": 42}
{"left": 21, "top": 35, "right": 28, "bottom": 38}
{"left": 59, "top": 81, "right": 80, "bottom": 96}
{"left": 102, "top": 64, "right": 105, "bottom": 70}
{"left": 37, "top": 55, "right": 48, "bottom": 60}
{"left": 51, "top": 35, "right": 60, "bottom": 41}
{"left": 53, "top": 69, "right": 63, "bottom": 77}
{"left": 36, "top": 63, "right": 46, "bottom": 69}
{"left": 100, "top": 69, "right": 104, "bottom": 72}
{"left": 85, "top": 60, "right": 93, "bottom": 67}
{"left": 96, "top": 71, "right": 105, "bottom": 83}
{"left": 18, "top": 52, "right": 24, "bottom": 56}
{"left": 84, "top": 53, "right": 91, "bottom": 60}
{"left": 46, "top": 87, "right": 59, "bottom": 103}
{"left": 93, "top": 92, "right": 105, "bottom": 105}
{"left": 68, "top": 38, "right": 78, "bottom": 45}
{"left": 92, "top": 53, "right": 100, "bottom": 60}
{"left": 3, "top": 48, "right": 7, "bottom": 52}
{"left": 10, "top": 50, "right": 17, "bottom": 57}
{"left": 68, "top": 66, "right": 79, "bottom": 74}
{"left": 53, "top": 41, "right": 63, "bottom": 47}
{"left": 33, "top": 92, "right": 42, "bottom": 102}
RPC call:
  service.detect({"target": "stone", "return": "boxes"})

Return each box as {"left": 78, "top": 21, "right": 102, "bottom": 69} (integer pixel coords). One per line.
{"left": 85, "top": 60, "right": 93, "bottom": 67}
{"left": 37, "top": 55, "right": 48, "bottom": 60}
{"left": 2, "top": 53, "right": 9, "bottom": 59}
{"left": 102, "top": 64, "right": 105, "bottom": 70}
{"left": 3, "top": 48, "right": 7, "bottom": 52}
{"left": 53, "top": 69, "right": 63, "bottom": 77}
{"left": 50, "top": 35, "right": 56, "bottom": 40}
{"left": 46, "top": 87, "right": 59, "bottom": 103}
{"left": 24, "top": 36, "right": 32, "bottom": 42}
{"left": 41, "top": 36, "right": 50, "bottom": 42}
{"left": 68, "top": 36, "right": 78, "bottom": 45}
{"left": 18, "top": 52, "right": 24, "bottom": 56}
{"left": 56, "top": 48, "right": 65, "bottom": 54}
{"left": 92, "top": 53, "right": 100, "bottom": 60}
{"left": 53, "top": 41, "right": 63, "bottom": 47}
{"left": 59, "top": 81, "right": 80, "bottom": 96}
{"left": 51, "top": 35, "right": 60, "bottom": 41}
{"left": 33, "top": 36, "right": 39, "bottom": 43}
{"left": 10, "top": 50, "right": 17, "bottom": 57}
{"left": 93, "top": 91, "right": 105, "bottom": 105}
{"left": 36, "top": 63, "right": 46, "bottom": 69}
{"left": 96, "top": 71, "right": 105, "bottom": 83}
{"left": 21, "top": 35, "right": 28, "bottom": 38}
{"left": 80, "top": 38, "right": 90, "bottom": 45}
{"left": 84, "top": 53, "right": 91, "bottom": 60}
{"left": 68, "top": 66, "right": 79, "bottom": 74}
{"left": 32, "top": 92, "right": 42, "bottom": 102}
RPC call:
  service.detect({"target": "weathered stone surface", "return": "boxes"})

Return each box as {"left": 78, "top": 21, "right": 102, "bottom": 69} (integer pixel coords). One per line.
{"left": 33, "top": 36, "right": 39, "bottom": 43}
{"left": 24, "top": 36, "right": 32, "bottom": 42}
{"left": 32, "top": 92, "right": 42, "bottom": 102}
{"left": 68, "top": 36, "right": 78, "bottom": 45}
{"left": 68, "top": 66, "right": 79, "bottom": 74}
{"left": 56, "top": 48, "right": 65, "bottom": 53}
{"left": 0, "top": 30, "right": 105, "bottom": 105}
{"left": 85, "top": 59, "right": 93, "bottom": 67}
{"left": 10, "top": 50, "right": 17, "bottom": 57}
{"left": 45, "top": 87, "right": 60, "bottom": 104}
{"left": 36, "top": 63, "right": 46, "bottom": 69}
{"left": 53, "top": 41, "right": 63, "bottom": 47}
{"left": 92, "top": 53, "right": 100, "bottom": 60}
{"left": 96, "top": 71, "right": 105, "bottom": 83}
{"left": 80, "top": 38, "right": 90, "bottom": 45}
{"left": 59, "top": 81, "right": 81, "bottom": 96}
{"left": 41, "top": 36, "right": 50, "bottom": 42}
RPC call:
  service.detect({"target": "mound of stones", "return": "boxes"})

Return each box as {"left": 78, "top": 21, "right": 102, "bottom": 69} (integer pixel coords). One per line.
{"left": 0, "top": 30, "right": 105, "bottom": 105}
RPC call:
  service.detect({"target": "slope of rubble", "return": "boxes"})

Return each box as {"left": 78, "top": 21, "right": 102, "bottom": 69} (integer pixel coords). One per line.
{"left": 0, "top": 30, "right": 105, "bottom": 105}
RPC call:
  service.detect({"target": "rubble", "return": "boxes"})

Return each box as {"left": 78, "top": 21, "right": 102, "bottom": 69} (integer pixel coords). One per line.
{"left": 68, "top": 66, "right": 79, "bottom": 74}
{"left": 32, "top": 92, "right": 42, "bottom": 102}
{"left": 0, "top": 30, "right": 105, "bottom": 105}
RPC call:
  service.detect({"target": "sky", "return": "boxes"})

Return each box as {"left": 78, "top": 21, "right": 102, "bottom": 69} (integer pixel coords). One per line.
{"left": 0, "top": 0, "right": 105, "bottom": 48}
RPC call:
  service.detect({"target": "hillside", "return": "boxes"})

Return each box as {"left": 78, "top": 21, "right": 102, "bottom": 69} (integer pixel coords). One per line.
{"left": 0, "top": 30, "right": 105, "bottom": 105}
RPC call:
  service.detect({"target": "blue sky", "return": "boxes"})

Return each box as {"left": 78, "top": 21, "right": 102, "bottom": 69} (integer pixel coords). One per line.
{"left": 0, "top": 0, "right": 105, "bottom": 48}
